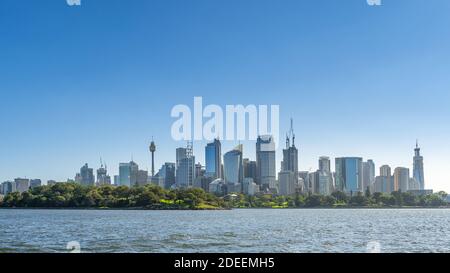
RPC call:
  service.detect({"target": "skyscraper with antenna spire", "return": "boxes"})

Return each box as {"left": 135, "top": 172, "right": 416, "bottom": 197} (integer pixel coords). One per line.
{"left": 281, "top": 118, "right": 298, "bottom": 174}
{"left": 279, "top": 118, "right": 299, "bottom": 195}
{"left": 413, "top": 140, "right": 425, "bottom": 190}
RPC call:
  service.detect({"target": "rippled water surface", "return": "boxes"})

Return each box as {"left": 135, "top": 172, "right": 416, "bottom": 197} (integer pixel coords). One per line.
{"left": 1, "top": 209, "right": 450, "bottom": 253}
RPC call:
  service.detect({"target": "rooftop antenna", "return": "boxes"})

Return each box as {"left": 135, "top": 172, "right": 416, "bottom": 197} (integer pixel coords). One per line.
{"left": 286, "top": 133, "right": 289, "bottom": 149}
{"left": 289, "top": 117, "right": 295, "bottom": 146}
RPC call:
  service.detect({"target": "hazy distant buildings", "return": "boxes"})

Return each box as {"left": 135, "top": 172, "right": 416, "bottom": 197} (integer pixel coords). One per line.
{"left": 176, "top": 143, "right": 195, "bottom": 188}
{"left": 299, "top": 171, "right": 310, "bottom": 193}
{"left": 156, "top": 163, "right": 176, "bottom": 189}
{"left": 136, "top": 170, "right": 149, "bottom": 186}
{"left": 380, "top": 165, "right": 392, "bottom": 177}
{"left": 413, "top": 141, "right": 425, "bottom": 190}
{"left": 335, "top": 157, "right": 363, "bottom": 194}
{"left": 14, "top": 178, "right": 30, "bottom": 193}
{"left": 79, "top": 163, "right": 95, "bottom": 186}
{"left": 30, "top": 179, "right": 42, "bottom": 189}
{"left": 205, "top": 139, "right": 222, "bottom": 179}
{"left": 256, "top": 135, "right": 277, "bottom": 191}
{"left": 96, "top": 162, "right": 111, "bottom": 186}
{"left": 1, "top": 181, "right": 14, "bottom": 195}
{"left": 194, "top": 176, "right": 213, "bottom": 192}
{"left": 47, "top": 180, "right": 58, "bottom": 186}
{"left": 243, "top": 178, "right": 259, "bottom": 196}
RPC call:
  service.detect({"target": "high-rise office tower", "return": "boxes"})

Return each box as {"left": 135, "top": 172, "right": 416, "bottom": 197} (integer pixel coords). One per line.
{"left": 223, "top": 144, "right": 244, "bottom": 187}
{"left": 313, "top": 171, "right": 333, "bottom": 195}
{"left": 243, "top": 159, "right": 257, "bottom": 182}
{"left": 335, "top": 157, "right": 363, "bottom": 194}
{"left": 256, "top": 135, "right": 276, "bottom": 191}
{"left": 315, "top": 156, "right": 334, "bottom": 195}
{"left": 118, "top": 161, "right": 139, "bottom": 187}
{"left": 157, "top": 163, "right": 176, "bottom": 189}
{"left": 136, "top": 170, "right": 149, "bottom": 186}
{"left": 394, "top": 167, "right": 410, "bottom": 192}
{"left": 319, "top": 156, "right": 331, "bottom": 173}
{"left": 80, "top": 163, "right": 95, "bottom": 186}
{"left": 380, "top": 165, "right": 392, "bottom": 177}
{"left": 279, "top": 171, "right": 296, "bottom": 195}
{"left": 205, "top": 138, "right": 222, "bottom": 179}
{"left": 176, "top": 142, "right": 195, "bottom": 188}
{"left": 413, "top": 141, "right": 425, "bottom": 190}
{"left": 362, "top": 160, "right": 375, "bottom": 191}
{"left": 129, "top": 161, "right": 139, "bottom": 186}
{"left": 119, "top": 163, "right": 131, "bottom": 187}
{"left": 374, "top": 165, "right": 394, "bottom": 193}
{"left": 195, "top": 163, "right": 204, "bottom": 178}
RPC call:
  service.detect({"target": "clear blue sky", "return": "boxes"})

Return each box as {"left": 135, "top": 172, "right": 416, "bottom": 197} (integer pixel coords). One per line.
{"left": 1, "top": 0, "right": 450, "bottom": 191}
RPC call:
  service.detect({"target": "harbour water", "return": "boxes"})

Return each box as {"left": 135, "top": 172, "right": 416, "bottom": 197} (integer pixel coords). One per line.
{"left": 1, "top": 208, "right": 449, "bottom": 253}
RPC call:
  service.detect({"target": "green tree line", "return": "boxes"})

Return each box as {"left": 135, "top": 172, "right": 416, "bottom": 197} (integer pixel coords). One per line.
{"left": 0, "top": 183, "right": 225, "bottom": 210}
{"left": 1, "top": 183, "right": 448, "bottom": 209}
{"left": 229, "top": 190, "right": 449, "bottom": 208}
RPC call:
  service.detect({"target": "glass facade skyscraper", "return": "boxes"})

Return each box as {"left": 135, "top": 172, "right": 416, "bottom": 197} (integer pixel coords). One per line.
{"left": 157, "top": 162, "right": 176, "bottom": 189}
{"left": 205, "top": 139, "right": 221, "bottom": 179}
{"left": 80, "top": 163, "right": 95, "bottom": 186}
{"left": 223, "top": 144, "right": 243, "bottom": 186}
{"left": 256, "top": 135, "right": 276, "bottom": 191}
{"left": 119, "top": 162, "right": 139, "bottom": 187}
{"left": 335, "top": 157, "right": 363, "bottom": 193}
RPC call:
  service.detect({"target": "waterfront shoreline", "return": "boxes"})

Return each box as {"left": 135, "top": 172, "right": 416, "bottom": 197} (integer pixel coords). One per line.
{"left": 1, "top": 206, "right": 448, "bottom": 211}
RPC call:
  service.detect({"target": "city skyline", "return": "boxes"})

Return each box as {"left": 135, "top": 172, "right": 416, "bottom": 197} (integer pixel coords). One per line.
{"left": 0, "top": 132, "right": 432, "bottom": 195}
{"left": 1, "top": 0, "right": 450, "bottom": 192}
